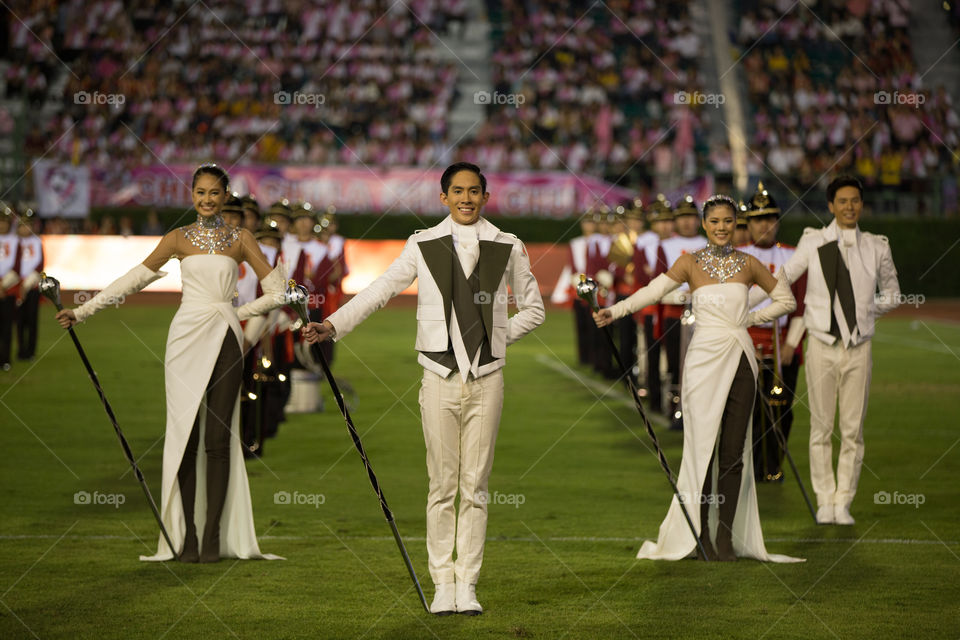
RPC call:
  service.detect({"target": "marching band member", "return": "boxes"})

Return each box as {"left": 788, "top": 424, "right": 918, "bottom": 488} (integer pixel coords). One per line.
{"left": 15, "top": 207, "right": 44, "bottom": 362}
{"left": 740, "top": 183, "right": 807, "bottom": 482}
{"left": 0, "top": 205, "right": 19, "bottom": 371}
{"left": 756, "top": 175, "right": 901, "bottom": 525}
{"left": 656, "top": 195, "right": 706, "bottom": 429}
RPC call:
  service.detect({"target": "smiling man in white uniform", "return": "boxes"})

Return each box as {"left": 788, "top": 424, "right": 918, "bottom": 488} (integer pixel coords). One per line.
{"left": 303, "top": 163, "right": 544, "bottom": 615}
{"left": 762, "top": 175, "right": 900, "bottom": 525}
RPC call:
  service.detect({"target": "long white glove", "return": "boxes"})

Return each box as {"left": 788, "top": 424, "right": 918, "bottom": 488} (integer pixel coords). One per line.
{"left": 73, "top": 264, "right": 166, "bottom": 323}
{"left": 606, "top": 273, "right": 681, "bottom": 321}
{"left": 242, "top": 313, "right": 269, "bottom": 345}
{"left": 747, "top": 274, "right": 796, "bottom": 326}
{"left": 242, "top": 308, "right": 285, "bottom": 344}
{"left": 236, "top": 263, "right": 286, "bottom": 321}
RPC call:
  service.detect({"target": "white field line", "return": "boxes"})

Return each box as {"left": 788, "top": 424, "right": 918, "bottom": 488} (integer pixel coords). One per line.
{"left": 0, "top": 534, "right": 954, "bottom": 546}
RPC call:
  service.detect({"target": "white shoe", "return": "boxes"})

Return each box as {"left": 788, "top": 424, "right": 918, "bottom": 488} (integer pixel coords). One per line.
{"left": 816, "top": 505, "right": 835, "bottom": 524}
{"left": 430, "top": 583, "right": 456, "bottom": 615}
{"left": 834, "top": 505, "right": 855, "bottom": 525}
{"left": 455, "top": 582, "right": 483, "bottom": 616}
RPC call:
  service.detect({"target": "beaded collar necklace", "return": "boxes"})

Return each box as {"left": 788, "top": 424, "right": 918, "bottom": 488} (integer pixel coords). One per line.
{"left": 693, "top": 242, "right": 746, "bottom": 283}
{"left": 184, "top": 213, "right": 240, "bottom": 254}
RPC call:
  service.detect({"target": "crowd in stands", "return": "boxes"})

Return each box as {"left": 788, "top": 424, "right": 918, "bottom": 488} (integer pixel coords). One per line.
{"left": 4, "top": 0, "right": 712, "bottom": 189}
{"left": 736, "top": 0, "right": 960, "bottom": 209}
{"left": 467, "top": 0, "right": 710, "bottom": 186}
{"left": 4, "top": 0, "right": 959, "bottom": 211}
{"left": 7, "top": 0, "right": 462, "bottom": 169}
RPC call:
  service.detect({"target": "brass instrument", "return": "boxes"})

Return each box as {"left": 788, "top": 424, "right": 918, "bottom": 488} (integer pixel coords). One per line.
{"left": 607, "top": 230, "right": 637, "bottom": 269}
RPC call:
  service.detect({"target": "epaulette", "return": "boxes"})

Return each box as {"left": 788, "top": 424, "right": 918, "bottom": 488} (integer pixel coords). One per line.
{"left": 876, "top": 234, "right": 889, "bottom": 244}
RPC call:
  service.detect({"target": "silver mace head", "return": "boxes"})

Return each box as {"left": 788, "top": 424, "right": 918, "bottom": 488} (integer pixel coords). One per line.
{"left": 39, "top": 272, "right": 62, "bottom": 308}
{"left": 284, "top": 280, "right": 310, "bottom": 325}
{"left": 575, "top": 274, "right": 600, "bottom": 312}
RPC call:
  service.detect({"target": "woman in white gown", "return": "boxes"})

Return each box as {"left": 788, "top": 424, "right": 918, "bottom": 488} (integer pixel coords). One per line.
{"left": 595, "top": 195, "right": 802, "bottom": 563}
{"left": 56, "top": 164, "right": 286, "bottom": 562}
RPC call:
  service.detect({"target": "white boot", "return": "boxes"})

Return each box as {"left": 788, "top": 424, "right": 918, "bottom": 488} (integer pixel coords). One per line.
{"left": 430, "top": 583, "right": 456, "bottom": 615}
{"left": 455, "top": 582, "right": 482, "bottom": 616}
{"left": 834, "top": 504, "right": 855, "bottom": 525}
{"left": 816, "top": 504, "right": 835, "bottom": 524}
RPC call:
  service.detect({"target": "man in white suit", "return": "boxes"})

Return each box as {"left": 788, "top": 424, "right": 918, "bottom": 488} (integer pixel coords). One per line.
{"left": 762, "top": 175, "right": 900, "bottom": 525}
{"left": 303, "top": 163, "right": 544, "bottom": 615}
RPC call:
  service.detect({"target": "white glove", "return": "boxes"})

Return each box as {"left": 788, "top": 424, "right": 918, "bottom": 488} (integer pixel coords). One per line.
{"left": 74, "top": 264, "right": 166, "bottom": 323}
{"left": 236, "top": 263, "right": 286, "bottom": 321}
{"left": 607, "top": 274, "right": 680, "bottom": 321}
{"left": 661, "top": 288, "right": 690, "bottom": 306}
{"left": 20, "top": 270, "right": 41, "bottom": 292}
{"left": 747, "top": 274, "right": 796, "bottom": 326}
{"left": 784, "top": 316, "right": 805, "bottom": 351}
{"left": 595, "top": 269, "right": 614, "bottom": 290}
{"left": 242, "top": 313, "right": 269, "bottom": 345}
{"left": 1, "top": 271, "right": 19, "bottom": 290}
{"left": 273, "top": 309, "right": 294, "bottom": 333}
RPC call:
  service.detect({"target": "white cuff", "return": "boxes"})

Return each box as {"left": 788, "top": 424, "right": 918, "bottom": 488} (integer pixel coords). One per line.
{"left": 1, "top": 271, "right": 19, "bottom": 290}
{"left": 784, "top": 316, "right": 805, "bottom": 351}
{"left": 21, "top": 270, "right": 41, "bottom": 292}
{"left": 747, "top": 274, "right": 796, "bottom": 326}
{"left": 236, "top": 263, "right": 287, "bottom": 321}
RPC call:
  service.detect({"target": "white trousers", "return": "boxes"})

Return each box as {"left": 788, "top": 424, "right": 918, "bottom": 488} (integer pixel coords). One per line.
{"left": 805, "top": 337, "right": 872, "bottom": 510}
{"left": 419, "top": 367, "right": 503, "bottom": 585}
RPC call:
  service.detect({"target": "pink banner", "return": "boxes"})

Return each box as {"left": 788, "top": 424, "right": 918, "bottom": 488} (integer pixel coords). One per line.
{"left": 98, "top": 165, "right": 639, "bottom": 217}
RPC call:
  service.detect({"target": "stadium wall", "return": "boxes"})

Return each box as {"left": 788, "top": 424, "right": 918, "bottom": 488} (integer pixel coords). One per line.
{"left": 82, "top": 210, "right": 960, "bottom": 297}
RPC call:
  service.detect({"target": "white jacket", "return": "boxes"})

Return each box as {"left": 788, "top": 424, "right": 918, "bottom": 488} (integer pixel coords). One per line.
{"left": 774, "top": 219, "right": 900, "bottom": 345}
{"left": 327, "top": 216, "right": 544, "bottom": 362}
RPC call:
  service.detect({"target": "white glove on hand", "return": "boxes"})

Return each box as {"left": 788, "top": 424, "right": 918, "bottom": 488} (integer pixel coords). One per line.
{"left": 236, "top": 263, "right": 287, "bottom": 321}
{"left": 20, "top": 270, "right": 41, "bottom": 292}
{"left": 784, "top": 316, "right": 805, "bottom": 351}
{"left": 595, "top": 269, "right": 614, "bottom": 290}
{"left": 747, "top": 274, "right": 796, "bottom": 326}
{"left": 1, "top": 271, "right": 19, "bottom": 290}
{"left": 74, "top": 264, "right": 166, "bottom": 323}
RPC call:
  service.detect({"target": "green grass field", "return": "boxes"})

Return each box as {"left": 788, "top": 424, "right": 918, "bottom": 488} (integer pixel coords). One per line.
{"left": 1, "top": 303, "right": 959, "bottom": 639}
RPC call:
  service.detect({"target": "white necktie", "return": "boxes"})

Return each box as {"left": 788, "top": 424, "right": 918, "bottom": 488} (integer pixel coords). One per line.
{"left": 834, "top": 229, "right": 859, "bottom": 347}
{"left": 455, "top": 223, "right": 479, "bottom": 276}
{"left": 450, "top": 223, "right": 482, "bottom": 381}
